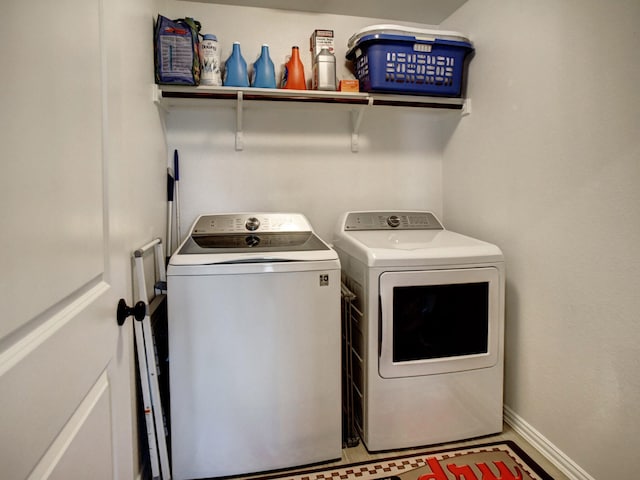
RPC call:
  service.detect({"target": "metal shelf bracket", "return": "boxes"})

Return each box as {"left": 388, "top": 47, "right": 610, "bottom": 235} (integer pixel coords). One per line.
{"left": 351, "top": 97, "right": 374, "bottom": 153}
{"left": 235, "top": 91, "right": 244, "bottom": 151}
{"left": 462, "top": 98, "right": 472, "bottom": 116}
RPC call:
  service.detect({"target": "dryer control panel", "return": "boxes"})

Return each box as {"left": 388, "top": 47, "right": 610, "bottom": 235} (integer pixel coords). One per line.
{"left": 343, "top": 211, "right": 443, "bottom": 231}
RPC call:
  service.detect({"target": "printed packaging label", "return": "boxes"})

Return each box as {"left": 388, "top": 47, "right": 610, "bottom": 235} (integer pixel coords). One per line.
{"left": 199, "top": 37, "right": 222, "bottom": 85}
{"left": 310, "top": 29, "right": 335, "bottom": 58}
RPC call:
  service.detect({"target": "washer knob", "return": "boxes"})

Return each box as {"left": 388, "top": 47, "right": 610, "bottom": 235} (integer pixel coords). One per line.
{"left": 245, "top": 217, "right": 260, "bottom": 231}
{"left": 387, "top": 215, "right": 401, "bottom": 228}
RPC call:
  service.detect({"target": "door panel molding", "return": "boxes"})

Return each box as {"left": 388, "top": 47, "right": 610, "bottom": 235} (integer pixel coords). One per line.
{"left": 0, "top": 282, "right": 115, "bottom": 480}
{"left": 28, "top": 371, "right": 113, "bottom": 480}
{"left": 0, "top": 281, "right": 109, "bottom": 377}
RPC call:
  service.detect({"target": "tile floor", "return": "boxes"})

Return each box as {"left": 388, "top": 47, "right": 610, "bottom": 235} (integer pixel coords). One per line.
{"left": 236, "top": 423, "right": 570, "bottom": 479}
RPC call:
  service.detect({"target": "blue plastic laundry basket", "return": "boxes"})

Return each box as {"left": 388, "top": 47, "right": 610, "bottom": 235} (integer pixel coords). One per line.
{"left": 346, "top": 25, "right": 474, "bottom": 97}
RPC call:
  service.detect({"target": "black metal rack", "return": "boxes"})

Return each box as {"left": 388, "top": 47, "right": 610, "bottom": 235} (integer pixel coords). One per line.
{"left": 341, "top": 282, "right": 361, "bottom": 448}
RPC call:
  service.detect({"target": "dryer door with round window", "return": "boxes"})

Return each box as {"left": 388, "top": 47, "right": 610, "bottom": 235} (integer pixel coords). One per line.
{"left": 378, "top": 267, "right": 501, "bottom": 378}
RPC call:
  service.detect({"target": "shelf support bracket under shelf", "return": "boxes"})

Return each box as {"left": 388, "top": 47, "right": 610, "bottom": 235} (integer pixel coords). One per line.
{"left": 235, "top": 91, "right": 244, "bottom": 151}
{"left": 462, "top": 98, "right": 472, "bottom": 116}
{"left": 351, "top": 97, "right": 373, "bottom": 153}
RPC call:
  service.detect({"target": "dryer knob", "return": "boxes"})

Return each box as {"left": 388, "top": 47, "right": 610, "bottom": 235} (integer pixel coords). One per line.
{"left": 387, "top": 215, "right": 401, "bottom": 228}
{"left": 245, "top": 217, "right": 260, "bottom": 231}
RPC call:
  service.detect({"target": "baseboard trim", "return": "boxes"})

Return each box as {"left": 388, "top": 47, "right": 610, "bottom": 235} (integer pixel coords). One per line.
{"left": 503, "top": 405, "right": 595, "bottom": 480}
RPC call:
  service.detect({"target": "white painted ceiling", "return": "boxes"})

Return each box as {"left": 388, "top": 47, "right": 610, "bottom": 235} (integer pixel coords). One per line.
{"left": 182, "top": 0, "right": 468, "bottom": 25}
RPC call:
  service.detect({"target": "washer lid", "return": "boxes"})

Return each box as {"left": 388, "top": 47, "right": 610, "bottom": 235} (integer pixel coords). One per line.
{"left": 333, "top": 211, "right": 503, "bottom": 267}
{"left": 170, "top": 213, "right": 338, "bottom": 266}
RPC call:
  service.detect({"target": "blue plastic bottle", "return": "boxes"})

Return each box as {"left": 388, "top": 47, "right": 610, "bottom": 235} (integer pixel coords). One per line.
{"left": 223, "top": 42, "right": 249, "bottom": 87}
{"left": 251, "top": 44, "right": 276, "bottom": 88}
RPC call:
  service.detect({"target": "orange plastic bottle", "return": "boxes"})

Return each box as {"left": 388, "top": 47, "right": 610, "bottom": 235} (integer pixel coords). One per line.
{"left": 281, "top": 46, "right": 307, "bottom": 90}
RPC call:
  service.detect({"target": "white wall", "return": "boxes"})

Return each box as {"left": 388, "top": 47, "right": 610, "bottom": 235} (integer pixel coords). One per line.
{"left": 160, "top": 2, "right": 459, "bottom": 242}
{"left": 102, "top": 0, "right": 170, "bottom": 475}
{"left": 442, "top": 1, "right": 640, "bottom": 478}
{"left": 106, "top": 0, "right": 169, "bottom": 253}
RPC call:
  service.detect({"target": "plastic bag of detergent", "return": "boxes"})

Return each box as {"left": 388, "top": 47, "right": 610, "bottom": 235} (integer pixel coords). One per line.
{"left": 155, "top": 15, "right": 201, "bottom": 85}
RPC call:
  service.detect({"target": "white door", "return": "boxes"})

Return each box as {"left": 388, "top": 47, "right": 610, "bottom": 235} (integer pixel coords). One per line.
{"left": 0, "top": 0, "right": 166, "bottom": 478}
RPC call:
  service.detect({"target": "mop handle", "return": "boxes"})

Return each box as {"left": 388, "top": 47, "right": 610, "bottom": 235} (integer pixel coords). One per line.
{"left": 174, "top": 150, "right": 181, "bottom": 244}
{"left": 166, "top": 169, "right": 174, "bottom": 263}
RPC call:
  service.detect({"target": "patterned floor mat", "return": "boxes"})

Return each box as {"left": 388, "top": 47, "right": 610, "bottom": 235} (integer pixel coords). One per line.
{"left": 259, "top": 441, "right": 554, "bottom": 480}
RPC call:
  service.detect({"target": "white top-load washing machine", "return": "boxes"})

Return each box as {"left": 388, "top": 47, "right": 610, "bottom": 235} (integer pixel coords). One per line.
{"left": 167, "top": 213, "right": 341, "bottom": 480}
{"left": 333, "top": 211, "right": 505, "bottom": 452}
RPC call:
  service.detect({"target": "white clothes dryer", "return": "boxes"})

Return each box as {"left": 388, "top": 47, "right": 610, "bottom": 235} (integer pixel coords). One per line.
{"left": 333, "top": 211, "right": 505, "bottom": 451}
{"left": 168, "top": 213, "right": 341, "bottom": 479}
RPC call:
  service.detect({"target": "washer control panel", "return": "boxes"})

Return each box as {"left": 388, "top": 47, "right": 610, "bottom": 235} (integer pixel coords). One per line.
{"left": 192, "top": 213, "right": 311, "bottom": 235}
{"left": 344, "top": 211, "right": 443, "bottom": 231}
